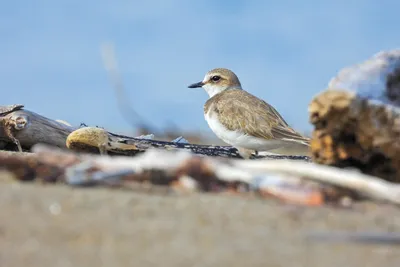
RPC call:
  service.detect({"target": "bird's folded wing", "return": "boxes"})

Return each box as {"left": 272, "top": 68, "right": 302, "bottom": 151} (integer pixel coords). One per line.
{"left": 268, "top": 105, "right": 311, "bottom": 145}
{"left": 271, "top": 125, "right": 310, "bottom": 145}
{"left": 214, "top": 90, "right": 310, "bottom": 144}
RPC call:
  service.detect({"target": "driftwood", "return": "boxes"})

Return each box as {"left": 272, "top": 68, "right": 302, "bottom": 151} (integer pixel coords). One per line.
{"left": 0, "top": 107, "right": 76, "bottom": 151}
{"left": 2, "top": 143, "right": 400, "bottom": 206}
{"left": 0, "top": 145, "right": 326, "bottom": 206}
{"left": 309, "top": 50, "right": 400, "bottom": 182}
{"left": 0, "top": 106, "right": 310, "bottom": 160}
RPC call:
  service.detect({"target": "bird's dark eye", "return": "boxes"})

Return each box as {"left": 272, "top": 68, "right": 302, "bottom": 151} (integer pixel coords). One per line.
{"left": 211, "top": 75, "right": 221, "bottom": 82}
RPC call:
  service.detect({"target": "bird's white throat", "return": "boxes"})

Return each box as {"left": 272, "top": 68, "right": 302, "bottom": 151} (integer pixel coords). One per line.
{"left": 202, "top": 83, "right": 225, "bottom": 98}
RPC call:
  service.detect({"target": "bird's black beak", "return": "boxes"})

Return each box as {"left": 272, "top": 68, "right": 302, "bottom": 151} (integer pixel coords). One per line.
{"left": 188, "top": 81, "right": 204, "bottom": 88}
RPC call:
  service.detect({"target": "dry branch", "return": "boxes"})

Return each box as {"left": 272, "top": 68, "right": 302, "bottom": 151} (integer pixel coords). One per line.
{"left": 66, "top": 126, "right": 311, "bottom": 160}
{"left": 100, "top": 42, "right": 155, "bottom": 132}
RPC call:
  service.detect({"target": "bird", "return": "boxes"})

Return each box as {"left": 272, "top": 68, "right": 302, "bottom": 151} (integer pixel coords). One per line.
{"left": 188, "top": 68, "right": 311, "bottom": 159}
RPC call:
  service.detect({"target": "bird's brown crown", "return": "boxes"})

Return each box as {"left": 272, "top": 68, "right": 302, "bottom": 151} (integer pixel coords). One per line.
{"left": 203, "top": 68, "right": 242, "bottom": 89}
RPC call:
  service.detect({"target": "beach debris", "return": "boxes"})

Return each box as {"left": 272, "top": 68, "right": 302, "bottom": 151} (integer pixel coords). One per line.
{"left": 309, "top": 49, "right": 400, "bottom": 182}
{"left": 0, "top": 143, "right": 399, "bottom": 207}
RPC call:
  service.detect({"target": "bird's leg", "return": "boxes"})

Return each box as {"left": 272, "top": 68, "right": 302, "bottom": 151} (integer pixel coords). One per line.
{"left": 236, "top": 147, "right": 254, "bottom": 159}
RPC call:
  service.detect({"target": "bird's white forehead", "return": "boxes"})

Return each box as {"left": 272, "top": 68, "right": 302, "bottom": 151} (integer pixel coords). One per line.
{"left": 202, "top": 71, "right": 220, "bottom": 82}
{"left": 202, "top": 73, "right": 211, "bottom": 82}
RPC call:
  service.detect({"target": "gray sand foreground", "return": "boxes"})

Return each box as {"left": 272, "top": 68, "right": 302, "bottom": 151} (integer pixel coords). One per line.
{"left": 0, "top": 172, "right": 400, "bottom": 267}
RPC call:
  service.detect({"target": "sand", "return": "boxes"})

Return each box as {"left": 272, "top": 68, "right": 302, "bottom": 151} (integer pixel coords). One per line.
{"left": 0, "top": 170, "right": 400, "bottom": 267}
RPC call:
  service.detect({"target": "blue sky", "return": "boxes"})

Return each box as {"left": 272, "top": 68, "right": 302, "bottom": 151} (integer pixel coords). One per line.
{"left": 1, "top": 0, "right": 400, "bottom": 137}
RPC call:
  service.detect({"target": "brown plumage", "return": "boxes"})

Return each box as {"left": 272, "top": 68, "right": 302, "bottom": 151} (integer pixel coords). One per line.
{"left": 204, "top": 89, "right": 310, "bottom": 145}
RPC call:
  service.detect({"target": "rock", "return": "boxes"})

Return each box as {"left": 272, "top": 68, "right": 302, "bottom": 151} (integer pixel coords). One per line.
{"left": 308, "top": 49, "right": 400, "bottom": 182}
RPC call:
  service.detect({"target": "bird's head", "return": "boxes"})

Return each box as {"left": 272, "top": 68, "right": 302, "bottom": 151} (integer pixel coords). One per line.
{"left": 188, "top": 68, "right": 242, "bottom": 97}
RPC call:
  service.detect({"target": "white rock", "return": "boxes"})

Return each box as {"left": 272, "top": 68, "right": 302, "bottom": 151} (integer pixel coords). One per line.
{"left": 328, "top": 49, "right": 400, "bottom": 107}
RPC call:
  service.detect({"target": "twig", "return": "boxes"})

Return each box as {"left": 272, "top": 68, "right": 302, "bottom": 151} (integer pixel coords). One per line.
{"left": 100, "top": 42, "right": 156, "bottom": 132}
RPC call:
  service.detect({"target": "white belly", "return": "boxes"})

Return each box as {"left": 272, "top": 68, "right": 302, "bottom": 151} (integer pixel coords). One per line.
{"left": 205, "top": 111, "right": 285, "bottom": 151}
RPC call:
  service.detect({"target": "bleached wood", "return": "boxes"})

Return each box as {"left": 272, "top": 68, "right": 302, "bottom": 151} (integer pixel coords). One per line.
{"left": 0, "top": 109, "right": 76, "bottom": 150}
{"left": 28, "top": 144, "right": 400, "bottom": 205}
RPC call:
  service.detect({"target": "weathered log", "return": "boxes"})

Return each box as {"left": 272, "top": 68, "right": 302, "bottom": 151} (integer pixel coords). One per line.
{"left": 0, "top": 107, "right": 76, "bottom": 151}
{"left": 308, "top": 50, "right": 400, "bottom": 182}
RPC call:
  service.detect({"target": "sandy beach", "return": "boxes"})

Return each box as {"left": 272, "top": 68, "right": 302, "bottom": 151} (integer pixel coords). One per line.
{"left": 0, "top": 170, "right": 399, "bottom": 267}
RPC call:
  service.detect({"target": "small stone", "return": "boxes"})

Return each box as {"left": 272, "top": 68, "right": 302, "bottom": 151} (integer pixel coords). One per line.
{"left": 172, "top": 136, "right": 189, "bottom": 144}
{"left": 49, "top": 202, "right": 62, "bottom": 215}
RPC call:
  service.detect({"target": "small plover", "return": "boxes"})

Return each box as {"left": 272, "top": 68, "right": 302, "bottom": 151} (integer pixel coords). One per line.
{"left": 188, "top": 68, "right": 310, "bottom": 158}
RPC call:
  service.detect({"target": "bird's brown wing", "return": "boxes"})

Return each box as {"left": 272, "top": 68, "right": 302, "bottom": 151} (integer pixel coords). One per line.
{"left": 267, "top": 104, "right": 310, "bottom": 145}
{"left": 209, "top": 90, "right": 310, "bottom": 144}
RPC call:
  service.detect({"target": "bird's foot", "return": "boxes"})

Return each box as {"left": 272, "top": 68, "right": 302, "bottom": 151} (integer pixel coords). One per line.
{"left": 236, "top": 147, "right": 255, "bottom": 159}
